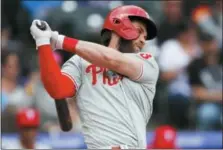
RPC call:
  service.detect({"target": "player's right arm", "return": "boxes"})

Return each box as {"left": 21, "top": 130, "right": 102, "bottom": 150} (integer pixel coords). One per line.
{"left": 30, "top": 20, "right": 77, "bottom": 99}
{"left": 38, "top": 45, "right": 77, "bottom": 99}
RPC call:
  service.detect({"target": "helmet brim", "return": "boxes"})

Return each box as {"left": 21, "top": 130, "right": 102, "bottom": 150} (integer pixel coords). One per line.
{"left": 129, "top": 16, "right": 157, "bottom": 40}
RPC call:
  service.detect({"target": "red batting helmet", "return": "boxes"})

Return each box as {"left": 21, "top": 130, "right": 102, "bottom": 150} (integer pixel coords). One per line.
{"left": 16, "top": 108, "right": 40, "bottom": 128}
{"left": 102, "top": 5, "right": 157, "bottom": 40}
{"left": 149, "top": 125, "right": 177, "bottom": 149}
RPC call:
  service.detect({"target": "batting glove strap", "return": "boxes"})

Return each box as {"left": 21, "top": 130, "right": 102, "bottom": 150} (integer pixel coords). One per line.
{"left": 36, "top": 38, "right": 51, "bottom": 47}
{"left": 56, "top": 34, "right": 65, "bottom": 50}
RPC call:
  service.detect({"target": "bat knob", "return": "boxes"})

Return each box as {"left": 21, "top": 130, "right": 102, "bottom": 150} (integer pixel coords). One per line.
{"left": 36, "top": 21, "right": 47, "bottom": 30}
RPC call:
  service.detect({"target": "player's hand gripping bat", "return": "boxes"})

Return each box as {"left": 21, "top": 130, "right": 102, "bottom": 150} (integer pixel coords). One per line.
{"left": 36, "top": 21, "right": 73, "bottom": 132}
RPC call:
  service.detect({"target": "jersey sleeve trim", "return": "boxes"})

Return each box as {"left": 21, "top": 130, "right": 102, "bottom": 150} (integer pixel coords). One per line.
{"left": 133, "top": 63, "right": 144, "bottom": 81}
{"left": 61, "top": 72, "right": 78, "bottom": 90}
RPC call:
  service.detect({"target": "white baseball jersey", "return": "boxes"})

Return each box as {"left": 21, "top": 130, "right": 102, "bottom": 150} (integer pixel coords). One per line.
{"left": 61, "top": 52, "right": 159, "bottom": 149}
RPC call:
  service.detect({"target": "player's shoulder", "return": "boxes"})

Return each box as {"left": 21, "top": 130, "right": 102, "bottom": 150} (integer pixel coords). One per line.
{"left": 69, "top": 54, "right": 82, "bottom": 61}
{"left": 63, "top": 54, "right": 82, "bottom": 66}
{"left": 134, "top": 52, "right": 157, "bottom": 65}
{"left": 125, "top": 52, "right": 154, "bottom": 59}
{"left": 125, "top": 52, "right": 157, "bottom": 65}
{"left": 136, "top": 52, "right": 154, "bottom": 60}
{"left": 126, "top": 52, "right": 159, "bottom": 70}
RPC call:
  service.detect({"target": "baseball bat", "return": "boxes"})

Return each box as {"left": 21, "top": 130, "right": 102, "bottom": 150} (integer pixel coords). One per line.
{"left": 54, "top": 99, "right": 73, "bottom": 132}
{"left": 36, "top": 21, "right": 73, "bottom": 131}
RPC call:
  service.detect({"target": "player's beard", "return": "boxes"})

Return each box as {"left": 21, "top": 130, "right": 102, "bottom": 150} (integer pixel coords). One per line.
{"left": 118, "top": 38, "right": 135, "bottom": 53}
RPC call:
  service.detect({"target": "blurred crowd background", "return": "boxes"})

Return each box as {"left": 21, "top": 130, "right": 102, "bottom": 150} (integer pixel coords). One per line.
{"left": 1, "top": 0, "right": 222, "bottom": 148}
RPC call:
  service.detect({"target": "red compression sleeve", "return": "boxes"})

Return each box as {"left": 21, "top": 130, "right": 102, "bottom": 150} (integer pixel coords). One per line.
{"left": 38, "top": 45, "right": 76, "bottom": 99}
{"left": 62, "top": 37, "right": 79, "bottom": 53}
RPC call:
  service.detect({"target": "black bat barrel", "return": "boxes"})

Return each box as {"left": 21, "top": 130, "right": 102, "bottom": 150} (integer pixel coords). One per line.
{"left": 55, "top": 100, "right": 73, "bottom": 132}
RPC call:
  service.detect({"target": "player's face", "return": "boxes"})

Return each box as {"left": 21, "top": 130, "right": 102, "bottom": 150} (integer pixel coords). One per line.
{"left": 131, "top": 21, "right": 147, "bottom": 53}
{"left": 20, "top": 127, "right": 38, "bottom": 142}
{"left": 2, "top": 54, "right": 20, "bottom": 80}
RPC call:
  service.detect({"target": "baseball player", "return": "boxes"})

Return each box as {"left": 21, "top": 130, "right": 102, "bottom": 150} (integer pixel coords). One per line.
{"left": 30, "top": 5, "right": 159, "bottom": 149}
{"left": 147, "top": 125, "right": 178, "bottom": 149}
{"left": 2, "top": 108, "right": 51, "bottom": 149}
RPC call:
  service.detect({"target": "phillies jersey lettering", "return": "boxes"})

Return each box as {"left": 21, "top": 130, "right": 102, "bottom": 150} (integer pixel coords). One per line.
{"left": 86, "top": 64, "right": 123, "bottom": 86}
{"left": 61, "top": 52, "right": 159, "bottom": 149}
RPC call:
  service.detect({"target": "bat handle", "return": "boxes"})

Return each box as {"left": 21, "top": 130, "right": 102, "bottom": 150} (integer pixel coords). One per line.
{"left": 36, "top": 21, "right": 47, "bottom": 30}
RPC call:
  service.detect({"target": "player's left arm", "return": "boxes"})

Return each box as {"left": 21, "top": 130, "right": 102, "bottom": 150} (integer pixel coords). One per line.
{"left": 54, "top": 33, "right": 158, "bottom": 82}
{"left": 76, "top": 40, "right": 144, "bottom": 81}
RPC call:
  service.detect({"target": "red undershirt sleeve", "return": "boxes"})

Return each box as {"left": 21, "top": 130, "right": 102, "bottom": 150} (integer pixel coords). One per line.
{"left": 38, "top": 45, "right": 76, "bottom": 99}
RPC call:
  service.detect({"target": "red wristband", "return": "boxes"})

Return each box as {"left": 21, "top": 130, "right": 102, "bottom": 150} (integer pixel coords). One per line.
{"left": 63, "top": 37, "right": 79, "bottom": 53}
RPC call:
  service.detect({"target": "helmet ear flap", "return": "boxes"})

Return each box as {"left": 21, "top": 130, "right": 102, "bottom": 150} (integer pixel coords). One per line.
{"left": 112, "top": 16, "right": 139, "bottom": 40}
{"left": 120, "top": 17, "right": 139, "bottom": 40}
